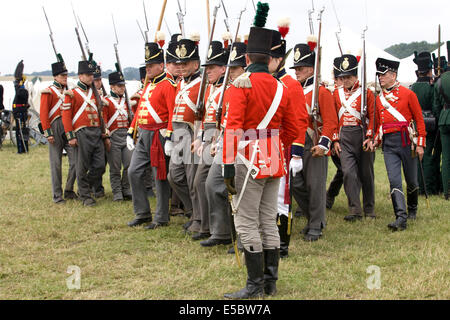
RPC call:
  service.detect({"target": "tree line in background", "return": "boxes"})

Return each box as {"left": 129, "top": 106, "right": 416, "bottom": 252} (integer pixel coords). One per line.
{"left": 385, "top": 41, "right": 440, "bottom": 59}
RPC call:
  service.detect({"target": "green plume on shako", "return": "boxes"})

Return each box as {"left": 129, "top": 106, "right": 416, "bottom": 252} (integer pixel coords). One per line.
{"left": 253, "top": 2, "right": 270, "bottom": 28}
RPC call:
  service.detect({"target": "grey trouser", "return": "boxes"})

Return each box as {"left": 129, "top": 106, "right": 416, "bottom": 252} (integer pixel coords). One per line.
{"left": 327, "top": 152, "right": 344, "bottom": 199}
{"left": 234, "top": 164, "right": 280, "bottom": 253}
{"left": 205, "top": 149, "right": 232, "bottom": 240}
{"left": 49, "top": 117, "right": 76, "bottom": 202}
{"left": 383, "top": 132, "right": 418, "bottom": 213}
{"left": 291, "top": 134, "right": 328, "bottom": 235}
{"left": 168, "top": 123, "right": 199, "bottom": 226}
{"left": 339, "top": 126, "right": 375, "bottom": 215}
{"left": 106, "top": 128, "right": 132, "bottom": 198}
{"left": 192, "top": 124, "right": 217, "bottom": 234}
{"left": 74, "top": 127, "right": 105, "bottom": 201}
{"left": 128, "top": 129, "right": 170, "bottom": 222}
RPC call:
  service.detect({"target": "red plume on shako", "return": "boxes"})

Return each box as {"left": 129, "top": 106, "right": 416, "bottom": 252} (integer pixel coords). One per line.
{"left": 307, "top": 35, "right": 317, "bottom": 52}
{"left": 277, "top": 18, "right": 290, "bottom": 39}
{"left": 222, "top": 32, "right": 232, "bottom": 48}
{"left": 156, "top": 31, "right": 166, "bottom": 48}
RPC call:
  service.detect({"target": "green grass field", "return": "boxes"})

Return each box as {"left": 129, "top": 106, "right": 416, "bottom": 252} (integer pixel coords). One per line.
{"left": 0, "top": 143, "right": 448, "bottom": 300}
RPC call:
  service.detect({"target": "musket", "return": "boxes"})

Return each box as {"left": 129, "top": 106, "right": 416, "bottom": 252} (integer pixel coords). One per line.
{"left": 371, "top": 73, "right": 378, "bottom": 145}
{"left": 194, "top": 1, "right": 221, "bottom": 126}
{"left": 310, "top": 7, "right": 325, "bottom": 146}
{"left": 206, "top": 0, "right": 211, "bottom": 35}
{"left": 72, "top": 3, "right": 87, "bottom": 61}
{"left": 176, "top": 0, "right": 186, "bottom": 38}
{"left": 361, "top": 27, "right": 368, "bottom": 144}
{"left": 77, "top": 13, "right": 107, "bottom": 95}
{"left": 134, "top": 0, "right": 168, "bottom": 141}
{"left": 137, "top": 20, "right": 146, "bottom": 42}
{"left": 331, "top": 0, "right": 343, "bottom": 55}
{"left": 164, "top": 18, "right": 172, "bottom": 38}
{"left": 216, "top": 1, "right": 248, "bottom": 129}
{"left": 308, "top": 0, "right": 315, "bottom": 35}
{"left": 438, "top": 24, "right": 441, "bottom": 77}
{"left": 143, "top": 0, "right": 150, "bottom": 43}
{"left": 112, "top": 14, "right": 134, "bottom": 123}
{"left": 72, "top": 5, "right": 106, "bottom": 136}
{"left": 220, "top": 0, "right": 231, "bottom": 34}
{"left": 42, "top": 7, "right": 62, "bottom": 62}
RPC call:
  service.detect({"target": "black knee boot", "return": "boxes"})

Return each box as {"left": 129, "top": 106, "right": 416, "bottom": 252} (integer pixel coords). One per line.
{"left": 263, "top": 248, "right": 279, "bottom": 296}
{"left": 277, "top": 214, "right": 292, "bottom": 258}
{"left": 224, "top": 249, "right": 264, "bottom": 299}
{"left": 407, "top": 186, "right": 418, "bottom": 220}
{"left": 388, "top": 190, "right": 408, "bottom": 231}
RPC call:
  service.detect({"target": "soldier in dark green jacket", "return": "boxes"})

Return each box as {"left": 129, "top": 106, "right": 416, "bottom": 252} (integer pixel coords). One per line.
{"left": 432, "top": 41, "right": 450, "bottom": 200}
{"left": 410, "top": 52, "right": 441, "bottom": 195}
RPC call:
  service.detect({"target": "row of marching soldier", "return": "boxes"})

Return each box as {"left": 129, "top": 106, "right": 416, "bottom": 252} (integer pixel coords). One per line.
{"left": 37, "top": 1, "right": 449, "bottom": 300}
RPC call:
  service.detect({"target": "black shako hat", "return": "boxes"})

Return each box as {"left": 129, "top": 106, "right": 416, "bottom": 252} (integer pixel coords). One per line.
{"left": 145, "top": 42, "right": 164, "bottom": 65}
{"left": 413, "top": 52, "right": 433, "bottom": 72}
{"left": 376, "top": 58, "right": 400, "bottom": 75}
{"left": 337, "top": 54, "right": 359, "bottom": 77}
{"left": 166, "top": 33, "right": 182, "bottom": 63}
{"left": 333, "top": 57, "right": 342, "bottom": 78}
{"left": 432, "top": 52, "right": 448, "bottom": 74}
{"left": 93, "top": 63, "right": 102, "bottom": 79}
{"left": 247, "top": 2, "right": 271, "bottom": 55}
{"left": 246, "top": 27, "right": 273, "bottom": 55}
{"left": 108, "top": 71, "right": 125, "bottom": 85}
{"left": 202, "top": 41, "right": 228, "bottom": 66}
{"left": 78, "top": 61, "right": 95, "bottom": 75}
{"left": 290, "top": 43, "right": 315, "bottom": 68}
{"left": 51, "top": 61, "right": 68, "bottom": 77}
{"left": 139, "top": 66, "right": 146, "bottom": 80}
{"left": 174, "top": 39, "right": 200, "bottom": 63}
{"left": 228, "top": 42, "right": 247, "bottom": 68}
{"left": 270, "top": 30, "right": 286, "bottom": 58}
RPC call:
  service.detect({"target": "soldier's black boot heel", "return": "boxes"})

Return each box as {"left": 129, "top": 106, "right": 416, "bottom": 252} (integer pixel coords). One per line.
{"left": 263, "top": 248, "right": 279, "bottom": 296}
{"left": 277, "top": 214, "right": 291, "bottom": 258}
{"left": 224, "top": 249, "right": 264, "bottom": 300}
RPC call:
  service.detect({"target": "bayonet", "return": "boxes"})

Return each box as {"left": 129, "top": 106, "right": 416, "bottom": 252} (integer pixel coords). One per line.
{"left": 221, "top": 0, "right": 231, "bottom": 33}
{"left": 308, "top": 0, "right": 315, "bottom": 34}
{"left": 143, "top": 0, "right": 150, "bottom": 42}
{"left": 137, "top": 20, "right": 146, "bottom": 42}
{"left": 331, "top": 0, "right": 343, "bottom": 55}
{"left": 42, "top": 7, "right": 59, "bottom": 60}
{"left": 164, "top": 18, "right": 172, "bottom": 37}
{"left": 176, "top": 0, "right": 186, "bottom": 38}
{"left": 112, "top": 14, "right": 134, "bottom": 122}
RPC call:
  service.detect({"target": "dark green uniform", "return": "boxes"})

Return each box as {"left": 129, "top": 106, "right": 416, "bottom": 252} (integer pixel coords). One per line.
{"left": 433, "top": 71, "right": 450, "bottom": 200}
{"left": 410, "top": 78, "right": 441, "bottom": 194}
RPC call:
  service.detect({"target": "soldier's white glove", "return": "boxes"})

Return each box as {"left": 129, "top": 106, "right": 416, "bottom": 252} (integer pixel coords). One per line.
{"left": 165, "top": 140, "right": 174, "bottom": 157}
{"left": 126, "top": 135, "right": 135, "bottom": 151}
{"left": 290, "top": 157, "right": 303, "bottom": 177}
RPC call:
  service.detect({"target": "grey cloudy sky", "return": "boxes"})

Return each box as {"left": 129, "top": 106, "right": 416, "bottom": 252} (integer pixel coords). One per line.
{"left": 1, "top": 0, "right": 449, "bottom": 75}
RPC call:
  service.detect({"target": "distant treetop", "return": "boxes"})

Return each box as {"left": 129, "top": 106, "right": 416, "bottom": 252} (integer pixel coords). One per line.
{"left": 385, "top": 41, "right": 440, "bottom": 59}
